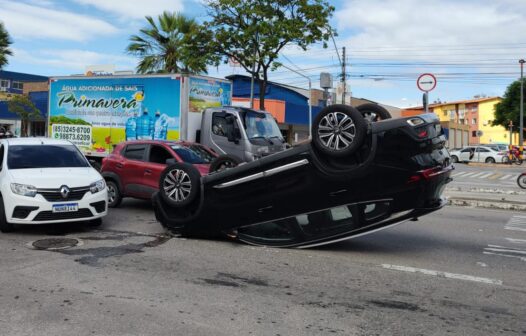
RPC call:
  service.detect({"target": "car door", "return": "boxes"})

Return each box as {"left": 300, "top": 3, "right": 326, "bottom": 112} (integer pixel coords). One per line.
{"left": 459, "top": 147, "right": 474, "bottom": 162}
{"left": 475, "top": 147, "right": 491, "bottom": 162}
{"left": 141, "top": 144, "right": 176, "bottom": 197}
{"left": 209, "top": 112, "right": 244, "bottom": 157}
{"left": 120, "top": 143, "right": 148, "bottom": 197}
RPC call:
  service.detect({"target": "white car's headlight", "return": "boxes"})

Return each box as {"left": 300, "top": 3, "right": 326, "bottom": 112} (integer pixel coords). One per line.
{"left": 11, "top": 183, "right": 37, "bottom": 197}
{"left": 90, "top": 179, "right": 106, "bottom": 194}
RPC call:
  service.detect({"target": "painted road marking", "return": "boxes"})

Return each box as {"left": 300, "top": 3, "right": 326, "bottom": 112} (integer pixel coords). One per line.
{"left": 499, "top": 174, "right": 513, "bottom": 180}
{"left": 488, "top": 173, "right": 502, "bottom": 180}
{"left": 470, "top": 172, "right": 486, "bottom": 178}
{"left": 461, "top": 172, "right": 476, "bottom": 178}
{"left": 452, "top": 172, "right": 467, "bottom": 177}
{"left": 483, "top": 251, "right": 526, "bottom": 262}
{"left": 505, "top": 238, "right": 526, "bottom": 244}
{"left": 478, "top": 172, "right": 494, "bottom": 179}
{"left": 380, "top": 264, "right": 502, "bottom": 285}
{"left": 505, "top": 216, "right": 526, "bottom": 232}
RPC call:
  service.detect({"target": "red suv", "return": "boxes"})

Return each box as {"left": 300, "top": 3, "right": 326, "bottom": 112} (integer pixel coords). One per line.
{"left": 101, "top": 140, "right": 217, "bottom": 207}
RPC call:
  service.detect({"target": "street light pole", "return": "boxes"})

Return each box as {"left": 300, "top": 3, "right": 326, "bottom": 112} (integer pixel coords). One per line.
{"left": 280, "top": 63, "right": 312, "bottom": 139}
{"left": 520, "top": 59, "right": 525, "bottom": 147}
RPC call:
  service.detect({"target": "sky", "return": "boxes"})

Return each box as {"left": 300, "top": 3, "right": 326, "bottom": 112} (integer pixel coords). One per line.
{"left": 1, "top": 0, "right": 526, "bottom": 108}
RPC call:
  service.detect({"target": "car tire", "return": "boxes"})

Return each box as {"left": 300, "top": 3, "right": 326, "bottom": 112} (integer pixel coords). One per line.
{"left": 209, "top": 154, "right": 243, "bottom": 173}
{"left": 87, "top": 218, "right": 103, "bottom": 227}
{"left": 485, "top": 157, "right": 496, "bottom": 164}
{"left": 451, "top": 155, "right": 459, "bottom": 163}
{"left": 159, "top": 162, "right": 201, "bottom": 208}
{"left": 518, "top": 173, "right": 526, "bottom": 189}
{"left": 0, "top": 197, "right": 14, "bottom": 233}
{"left": 312, "top": 104, "right": 367, "bottom": 158}
{"left": 356, "top": 103, "right": 392, "bottom": 121}
{"left": 106, "top": 180, "right": 122, "bottom": 208}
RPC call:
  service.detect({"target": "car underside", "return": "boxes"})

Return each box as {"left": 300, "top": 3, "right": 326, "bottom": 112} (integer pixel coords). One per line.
{"left": 152, "top": 104, "right": 452, "bottom": 248}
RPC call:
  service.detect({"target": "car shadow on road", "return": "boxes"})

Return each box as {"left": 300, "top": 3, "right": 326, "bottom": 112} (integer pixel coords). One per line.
{"left": 310, "top": 229, "right": 478, "bottom": 255}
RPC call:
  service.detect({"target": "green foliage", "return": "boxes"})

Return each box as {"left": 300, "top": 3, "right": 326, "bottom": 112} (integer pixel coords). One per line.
{"left": 205, "top": 0, "right": 335, "bottom": 109}
{"left": 493, "top": 80, "right": 525, "bottom": 139}
{"left": 8, "top": 95, "right": 42, "bottom": 137}
{"left": 50, "top": 116, "right": 91, "bottom": 126}
{"left": 126, "top": 12, "right": 216, "bottom": 74}
{"left": 0, "top": 21, "right": 13, "bottom": 70}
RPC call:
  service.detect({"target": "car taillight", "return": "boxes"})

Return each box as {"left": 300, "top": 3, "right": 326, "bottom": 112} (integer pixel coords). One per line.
{"left": 417, "top": 129, "right": 428, "bottom": 138}
{"left": 407, "top": 165, "right": 452, "bottom": 184}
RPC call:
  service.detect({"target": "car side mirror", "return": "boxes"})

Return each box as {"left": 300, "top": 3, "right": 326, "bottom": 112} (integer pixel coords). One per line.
{"left": 226, "top": 129, "right": 239, "bottom": 144}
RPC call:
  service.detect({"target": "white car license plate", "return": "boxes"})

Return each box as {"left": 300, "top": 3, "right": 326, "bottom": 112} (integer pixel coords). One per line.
{"left": 52, "top": 203, "right": 79, "bottom": 213}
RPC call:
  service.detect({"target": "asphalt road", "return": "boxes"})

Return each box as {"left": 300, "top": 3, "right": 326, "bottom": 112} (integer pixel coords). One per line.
{"left": 449, "top": 163, "right": 524, "bottom": 190}
{"left": 0, "top": 199, "right": 525, "bottom": 336}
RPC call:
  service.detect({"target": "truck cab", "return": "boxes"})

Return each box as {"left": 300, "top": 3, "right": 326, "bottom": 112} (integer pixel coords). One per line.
{"left": 199, "top": 106, "right": 287, "bottom": 162}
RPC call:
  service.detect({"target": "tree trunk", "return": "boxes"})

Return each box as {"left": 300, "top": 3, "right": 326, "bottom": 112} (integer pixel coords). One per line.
{"left": 259, "top": 70, "right": 268, "bottom": 111}
{"left": 21, "top": 119, "right": 28, "bottom": 137}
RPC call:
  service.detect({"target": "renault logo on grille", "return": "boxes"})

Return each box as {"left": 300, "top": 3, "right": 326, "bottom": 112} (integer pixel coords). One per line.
{"left": 60, "top": 186, "right": 70, "bottom": 199}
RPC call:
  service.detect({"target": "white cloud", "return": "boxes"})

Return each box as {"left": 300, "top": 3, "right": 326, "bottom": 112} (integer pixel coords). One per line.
{"left": 74, "top": 0, "right": 185, "bottom": 19}
{"left": 12, "top": 48, "right": 136, "bottom": 73}
{"left": 334, "top": 0, "right": 526, "bottom": 62}
{"left": 0, "top": 0, "right": 119, "bottom": 41}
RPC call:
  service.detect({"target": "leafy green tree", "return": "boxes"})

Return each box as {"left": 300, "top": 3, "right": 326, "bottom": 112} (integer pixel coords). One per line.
{"left": 126, "top": 12, "right": 214, "bottom": 74}
{"left": 493, "top": 80, "right": 525, "bottom": 141}
{"left": 0, "top": 21, "right": 13, "bottom": 70}
{"left": 205, "top": 0, "right": 335, "bottom": 110}
{"left": 8, "top": 95, "right": 42, "bottom": 137}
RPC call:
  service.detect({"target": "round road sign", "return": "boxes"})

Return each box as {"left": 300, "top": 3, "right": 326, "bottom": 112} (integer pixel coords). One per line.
{"left": 417, "top": 73, "right": 437, "bottom": 92}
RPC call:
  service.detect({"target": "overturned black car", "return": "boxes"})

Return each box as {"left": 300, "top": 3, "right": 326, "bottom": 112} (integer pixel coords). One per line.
{"left": 152, "top": 104, "right": 452, "bottom": 248}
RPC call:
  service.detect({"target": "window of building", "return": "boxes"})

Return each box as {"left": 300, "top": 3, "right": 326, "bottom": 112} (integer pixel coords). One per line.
{"left": 472, "top": 118, "right": 477, "bottom": 125}
{"left": 0, "top": 79, "right": 9, "bottom": 88}
{"left": 12, "top": 81, "right": 23, "bottom": 90}
{"left": 443, "top": 110, "right": 447, "bottom": 117}
{"left": 472, "top": 131, "right": 477, "bottom": 137}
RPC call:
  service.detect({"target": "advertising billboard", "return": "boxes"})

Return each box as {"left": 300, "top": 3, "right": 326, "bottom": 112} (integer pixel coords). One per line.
{"left": 49, "top": 76, "right": 181, "bottom": 155}
{"left": 189, "top": 77, "right": 232, "bottom": 113}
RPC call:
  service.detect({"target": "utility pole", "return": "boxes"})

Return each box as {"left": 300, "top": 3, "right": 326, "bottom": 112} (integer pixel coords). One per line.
{"left": 341, "top": 46, "right": 346, "bottom": 104}
{"left": 520, "top": 59, "right": 525, "bottom": 147}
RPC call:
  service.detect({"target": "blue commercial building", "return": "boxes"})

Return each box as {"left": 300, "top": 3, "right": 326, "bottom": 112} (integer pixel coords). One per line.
{"left": 0, "top": 70, "right": 49, "bottom": 136}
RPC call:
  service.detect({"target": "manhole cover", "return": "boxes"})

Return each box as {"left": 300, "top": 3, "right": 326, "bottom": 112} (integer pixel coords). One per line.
{"left": 29, "top": 238, "right": 82, "bottom": 251}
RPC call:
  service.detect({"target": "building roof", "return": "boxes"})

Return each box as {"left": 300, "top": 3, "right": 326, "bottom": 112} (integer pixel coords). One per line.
{"left": 0, "top": 70, "right": 48, "bottom": 82}
{"left": 406, "top": 96, "right": 501, "bottom": 110}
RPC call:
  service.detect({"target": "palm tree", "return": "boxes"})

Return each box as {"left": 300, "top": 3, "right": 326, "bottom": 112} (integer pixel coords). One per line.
{"left": 0, "top": 22, "right": 13, "bottom": 70}
{"left": 126, "top": 12, "right": 209, "bottom": 74}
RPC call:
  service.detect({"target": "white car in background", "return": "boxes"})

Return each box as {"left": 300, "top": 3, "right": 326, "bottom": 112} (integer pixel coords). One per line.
{"left": 0, "top": 138, "right": 107, "bottom": 232}
{"left": 449, "top": 145, "right": 507, "bottom": 164}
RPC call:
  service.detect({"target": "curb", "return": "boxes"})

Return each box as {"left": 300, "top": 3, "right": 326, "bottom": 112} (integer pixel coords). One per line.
{"left": 465, "top": 162, "right": 521, "bottom": 168}
{"left": 448, "top": 197, "right": 526, "bottom": 212}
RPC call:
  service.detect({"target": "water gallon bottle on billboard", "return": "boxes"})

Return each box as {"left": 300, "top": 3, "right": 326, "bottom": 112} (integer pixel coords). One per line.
{"left": 153, "top": 110, "right": 169, "bottom": 140}
{"left": 125, "top": 113, "right": 138, "bottom": 140}
{"left": 137, "top": 108, "right": 154, "bottom": 140}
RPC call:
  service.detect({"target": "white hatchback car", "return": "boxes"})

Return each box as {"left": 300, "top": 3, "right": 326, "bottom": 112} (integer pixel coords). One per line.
{"left": 0, "top": 138, "right": 107, "bottom": 232}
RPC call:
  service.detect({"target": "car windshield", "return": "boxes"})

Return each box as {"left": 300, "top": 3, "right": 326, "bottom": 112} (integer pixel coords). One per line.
{"left": 171, "top": 145, "right": 213, "bottom": 164}
{"left": 242, "top": 110, "right": 284, "bottom": 143}
{"left": 7, "top": 144, "right": 90, "bottom": 169}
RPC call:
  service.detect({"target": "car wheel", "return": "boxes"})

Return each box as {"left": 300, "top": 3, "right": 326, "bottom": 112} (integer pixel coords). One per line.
{"left": 87, "top": 218, "right": 103, "bottom": 227}
{"left": 209, "top": 154, "right": 243, "bottom": 173}
{"left": 0, "top": 196, "right": 14, "bottom": 233}
{"left": 518, "top": 173, "right": 526, "bottom": 189}
{"left": 312, "top": 104, "right": 367, "bottom": 158}
{"left": 356, "top": 103, "right": 392, "bottom": 122}
{"left": 485, "top": 157, "right": 496, "bottom": 164}
{"left": 106, "top": 180, "right": 122, "bottom": 208}
{"left": 159, "top": 162, "right": 200, "bottom": 208}
{"left": 451, "top": 155, "right": 459, "bottom": 163}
